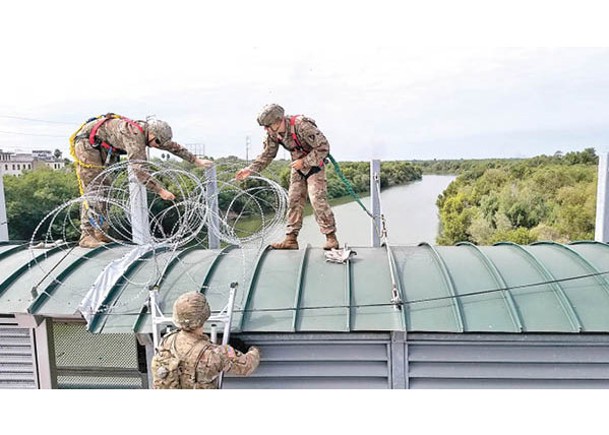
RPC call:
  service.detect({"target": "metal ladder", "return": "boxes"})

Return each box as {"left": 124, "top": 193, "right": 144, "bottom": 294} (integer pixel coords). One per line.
{"left": 149, "top": 282, "right": 238, "bottom": 388}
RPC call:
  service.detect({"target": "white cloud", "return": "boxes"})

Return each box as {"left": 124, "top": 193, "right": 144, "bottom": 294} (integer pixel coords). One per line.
{"left": 2, "top": 2, "right": 609, "bottom": 159}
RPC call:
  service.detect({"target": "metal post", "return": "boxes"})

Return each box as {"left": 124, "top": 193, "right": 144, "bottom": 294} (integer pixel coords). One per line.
{"left": 370, "top": 159, "right": 381, "bottom": 247}
{"left": 221, "top": 283, "right": 237, "bottom": 345}
{"left": 150, "top": 288, "right": 162, "bottom": 350}
{"left": 390, "top": 331, "right": 407, "bottom": 389}
{"left": 596, "top": 152, "right": 609, "bottom": 243}
{"left": 34, "top": 319, "right": 58, "bottom": 389}
{"left": 216, "top": 282, "right": 238, "bottom": 388}
{"left": 0, "top": 171, "right": 8, "bottom": 241}
{"left": 210, "top": 324, "right": 218, "bottom": 343}
{"left": 206, "top": 165, "right": 220, "bottom": 249}
{"left": 128, "top": 165, "right": 151, "bottom": 244}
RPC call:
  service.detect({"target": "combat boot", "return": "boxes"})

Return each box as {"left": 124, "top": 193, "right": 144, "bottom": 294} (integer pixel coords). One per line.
{"left": 94, "top": 230, "right": 112, "bottom": 243}
{"left": 270, "top": 233, "right": 299, "bottom": 250}
{"left": 323, "top": 232, "right": 339, "bottom": 250}
{"left": 79, "top": 234, "right": 105, "bottom": 249}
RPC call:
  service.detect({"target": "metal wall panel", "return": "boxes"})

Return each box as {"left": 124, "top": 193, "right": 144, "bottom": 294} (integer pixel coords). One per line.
{"left": 407, "top": 333, "right": 609, "bottom": 389}
{"left": 222, "top": 333, "right": 392, "bottom": 389}
{"left": 53, "top": 322, "right": 145, "bottom": 389}
{"left": 0, "top": 326, "right": 37, "bottom": 389}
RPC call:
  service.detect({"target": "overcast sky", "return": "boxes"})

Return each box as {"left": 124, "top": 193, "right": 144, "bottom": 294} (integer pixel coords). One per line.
{"left": 2, "top": 1, "right": 609, "bottom": 162}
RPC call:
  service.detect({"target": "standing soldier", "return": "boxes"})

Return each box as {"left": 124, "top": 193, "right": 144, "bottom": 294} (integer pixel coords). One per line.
{"left": 71, "top": 114, "right": 213, "bottom": 248}
{"left": 235, "top": 104, "right": 339, "bottom": 250}
{"left": 151, "top": 291, "right": 260, "bottom": 389}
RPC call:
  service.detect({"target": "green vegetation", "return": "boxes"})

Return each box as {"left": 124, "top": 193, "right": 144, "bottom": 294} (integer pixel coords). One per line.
{"left": 4, "top": 165, "right": 79, "bottom": 241}
{"left": 435, "top": 148, "right": 599, "bottom": 245}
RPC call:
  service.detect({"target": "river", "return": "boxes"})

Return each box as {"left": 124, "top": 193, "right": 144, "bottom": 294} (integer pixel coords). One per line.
{"left": 297, "top": 174, "right": 456, "bottom": 247}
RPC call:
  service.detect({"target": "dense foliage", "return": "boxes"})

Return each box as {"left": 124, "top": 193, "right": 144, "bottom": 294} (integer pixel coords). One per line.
{"left": 435, "top": 148, "right": 599, "bottom": 245}
{"left": 4, "top": 166, "right": 80, "bottom": 241}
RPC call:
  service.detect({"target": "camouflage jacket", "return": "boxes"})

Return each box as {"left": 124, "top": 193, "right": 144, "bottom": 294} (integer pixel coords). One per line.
{"left": 78, "top": 117, "right": 197, "bottom": 194}
{"left": 164, "top": 330, "right": 260, "bottom": 389}
{"left": 249, "top": 115, "right": 330, "bottom": 175}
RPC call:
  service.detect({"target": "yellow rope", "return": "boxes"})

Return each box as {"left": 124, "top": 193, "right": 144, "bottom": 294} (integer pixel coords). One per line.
{"left": 69, "top": 113, "right": 124, "bottom": 196}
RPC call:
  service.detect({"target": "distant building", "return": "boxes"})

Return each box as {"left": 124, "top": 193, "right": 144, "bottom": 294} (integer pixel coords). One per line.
{"left": 0, "top": 149, "right": 65, "bottom": 176}
{"left": 32, "top": 149, "right": 65, "bottom": 171}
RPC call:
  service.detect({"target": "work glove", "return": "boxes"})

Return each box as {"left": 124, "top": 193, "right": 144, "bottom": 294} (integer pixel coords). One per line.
{"left": 228, "top": 337, "right": 249, "bottom": 354}
{"left": 324, "top": 248, "right": 357, "bottom": 264}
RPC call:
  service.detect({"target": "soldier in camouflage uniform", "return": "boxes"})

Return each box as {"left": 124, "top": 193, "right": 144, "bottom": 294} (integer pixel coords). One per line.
{"left": 72, "top": 115, "right": 213, "bottom": 248}
{"left": 236, "top": 104, "right": 339, "bottom": 250}
{"left": 152, "top": 291, "right": 260, "bottom": 389}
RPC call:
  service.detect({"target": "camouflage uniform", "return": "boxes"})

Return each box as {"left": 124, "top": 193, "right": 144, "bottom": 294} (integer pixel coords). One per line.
{"left": 73, "top": 117, "right": 198, "bottom": 238}
{"left": 152, "top": 291, "right": 259, "bottom": 389}
{"left": 158, "top": 330, "right": 260, "bottom": 389}
{"left": 249, "top": 115, "right": 337, "bottom": 236}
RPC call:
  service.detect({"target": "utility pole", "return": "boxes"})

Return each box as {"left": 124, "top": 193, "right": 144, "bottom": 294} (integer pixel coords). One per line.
{"left": 186, "top": 143, "right": 206, "bottom": 158}
{"left": 246, "top": 136, "right": 250, "bottom": 164}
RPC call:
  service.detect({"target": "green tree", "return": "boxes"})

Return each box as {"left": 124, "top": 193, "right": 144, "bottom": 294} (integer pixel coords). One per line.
{"left": 435, "top": 148, "right": 598, "bottom": 245}
{"left": 5, "top": 167, "right": 79, "bottom": 241}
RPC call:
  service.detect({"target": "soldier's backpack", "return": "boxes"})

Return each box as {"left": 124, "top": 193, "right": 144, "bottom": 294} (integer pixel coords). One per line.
{"left": 151, "top": 330, "right": 208, "bottom": 389}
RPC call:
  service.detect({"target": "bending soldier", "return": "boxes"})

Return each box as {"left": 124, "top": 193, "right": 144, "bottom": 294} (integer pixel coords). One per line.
{"left": 152, "top": 291, "right": 260, "bottom": 389}
{"left": 71, "top": 114, "right": 213, "bottom": 248}
{"left": 236, "top": 104, "right": 339, "bottom": 250}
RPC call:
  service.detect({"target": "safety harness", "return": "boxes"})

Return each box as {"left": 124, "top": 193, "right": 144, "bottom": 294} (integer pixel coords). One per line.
{"left": 288, "top": 115, "right": 326, "bottom": 180}
{"left": 69, "top": 113, "right": 143, "bottom": 229}
{"left": 87, "top": 114, "right": 143, "bottom": 164}
{"left": 69, "top": 113, "right": 143, "bottom": 193}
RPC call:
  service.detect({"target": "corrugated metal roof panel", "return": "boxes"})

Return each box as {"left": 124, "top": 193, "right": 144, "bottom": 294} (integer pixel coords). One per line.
{"left": 33, "top": 245, "right": 133, "bottom": 316}
{"left": 350, "top": 247, "right": 403, "bottom": 331}
{"left": 1, "top": 241, "right": 609, "bottom": 334}
{"left": 393, "top": 245, "right": 462, "bottom": 332}
{"left": 487, "top": 243, "right": 579, "bottom": 332}
{"left": 94, "top": 249, "right": 176, "bottom": 334}
{"left": 527, "top": 242, "right": 609, "bottom": 331}
{"left": 241, "top": 248, "right": 302, "bottom": 332}
{"left": 438, "top": 244, "right": 519, "bottom": 332}
{"left": 297, "top": 246, "right": 350, "bottom": 332}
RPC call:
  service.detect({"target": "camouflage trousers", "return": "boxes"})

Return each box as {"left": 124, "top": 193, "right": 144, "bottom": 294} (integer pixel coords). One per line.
{"left": 286, "top": 166, "right": 336, "bottom": 236}
{"left": 74, "top": 138, "right": 117, "bottom": 237}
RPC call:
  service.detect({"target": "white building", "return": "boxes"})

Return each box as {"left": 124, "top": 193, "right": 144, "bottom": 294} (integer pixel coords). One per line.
{"left": 0, "top": 149, "right": 65, "bottom": 176}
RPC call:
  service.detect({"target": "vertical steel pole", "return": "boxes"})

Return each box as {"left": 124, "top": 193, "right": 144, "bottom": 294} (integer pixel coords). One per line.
{"left": 0, "top": 170, "right": 8, "bottom": 241}
{"left": 596, "top": 152, "right": 609, "bottom": 243}
{"left": 370, "top": 159, "right": 381, "bottom": 247}
{"left": 128, "top": 165, "right": 151, "bottom": 244}
{"left": 206, "top": 165, "right": 220, "bottom": 249}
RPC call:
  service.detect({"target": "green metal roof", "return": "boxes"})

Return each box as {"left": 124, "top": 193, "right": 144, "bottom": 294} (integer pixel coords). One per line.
{"left": 1, "top": 240, "right": 609, "bottom": 334}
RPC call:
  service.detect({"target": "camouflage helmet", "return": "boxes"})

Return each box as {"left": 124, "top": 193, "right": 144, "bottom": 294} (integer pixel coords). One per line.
{"left": 146, "top": 119, "right": 173, "bottom": 147}
{"left": 172, "top": 291, "right": 210, "bottom": 331}
{"left": 257, "top": 103, "right": 285, "bottom": 126}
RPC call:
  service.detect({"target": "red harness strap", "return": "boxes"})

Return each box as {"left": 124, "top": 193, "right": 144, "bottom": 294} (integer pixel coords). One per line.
{"left": 289, "top": 115, "right": 303, "bottom": 150}
{"left": 289, "top": 115, "right": 325, "bottom": 168}
{"left": 289, "top": 115, "right": 327, "bottom": 180}
{"left": 89, "top": 115, "right": 143, "bottom": 155}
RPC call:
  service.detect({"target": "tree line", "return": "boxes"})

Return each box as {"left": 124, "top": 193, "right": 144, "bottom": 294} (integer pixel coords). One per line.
{"left": 435, "top": 148, "right": 599, "bottom": 245}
